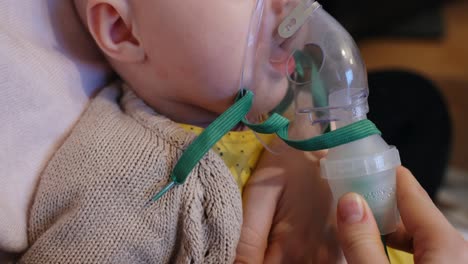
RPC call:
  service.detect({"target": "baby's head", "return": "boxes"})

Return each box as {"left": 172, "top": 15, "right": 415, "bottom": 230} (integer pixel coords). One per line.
{"left": 74, "top": 0, "right": 292, "bottom": 126}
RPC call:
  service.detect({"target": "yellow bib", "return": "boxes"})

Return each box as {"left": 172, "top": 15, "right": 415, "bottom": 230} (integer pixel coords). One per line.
{"left": 179, "top": 124, "right": 274, "bottom": 191}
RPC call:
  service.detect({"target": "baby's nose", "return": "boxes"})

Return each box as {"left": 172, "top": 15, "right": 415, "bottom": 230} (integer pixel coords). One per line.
{"left": 271, "top": 0, "right": 302, "bottom": 15}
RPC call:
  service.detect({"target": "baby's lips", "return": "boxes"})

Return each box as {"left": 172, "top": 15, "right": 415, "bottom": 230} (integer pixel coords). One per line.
{"left": 287, "top": 55, "right": 296, "bottom": 75}
{"left": 270, "top": 48, "right": 296, "bottom": 76}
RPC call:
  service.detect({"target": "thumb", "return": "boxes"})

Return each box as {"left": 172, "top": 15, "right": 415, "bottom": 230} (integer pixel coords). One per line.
{"left": 336, "top": 193, "right": 389, "bottom": 264}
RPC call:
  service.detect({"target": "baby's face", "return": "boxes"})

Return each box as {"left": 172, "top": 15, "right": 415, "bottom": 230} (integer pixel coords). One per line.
{"left": 132, "top": 0, "right": 292, "bottom": 123}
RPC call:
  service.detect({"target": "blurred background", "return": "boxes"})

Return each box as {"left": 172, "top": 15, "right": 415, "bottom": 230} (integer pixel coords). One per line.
{"left": 325, "top": 0, "right": 468, "bottom": 238}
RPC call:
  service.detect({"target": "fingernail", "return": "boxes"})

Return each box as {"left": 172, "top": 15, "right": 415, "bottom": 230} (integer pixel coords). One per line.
{"left": 338, "top": 193, "right": 364, "bottom": 224}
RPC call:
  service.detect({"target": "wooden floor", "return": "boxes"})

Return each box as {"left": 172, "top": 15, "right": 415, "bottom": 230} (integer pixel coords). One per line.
{"left": 359, "top": 0, "right": 468, "bottom": 170}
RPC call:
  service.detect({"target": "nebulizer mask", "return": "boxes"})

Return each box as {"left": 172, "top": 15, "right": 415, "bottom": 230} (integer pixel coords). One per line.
{"left": 152, "top": 0, "right": 401, "bottom": 235}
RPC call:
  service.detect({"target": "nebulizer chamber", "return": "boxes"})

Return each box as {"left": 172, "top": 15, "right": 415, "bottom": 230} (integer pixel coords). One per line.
{"left": 244, "top": 0, "right": 401, "bottom": 235}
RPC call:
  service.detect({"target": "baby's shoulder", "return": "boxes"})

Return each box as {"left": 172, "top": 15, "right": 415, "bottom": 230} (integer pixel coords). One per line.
{"left": 65, "top": 83, "right": 189, "bottom": 156}
{"left": 24, "top": 84, "right": 243, "bottom": 263}
{"left": 42, "top": 84, "right": 191, "bottom": 185}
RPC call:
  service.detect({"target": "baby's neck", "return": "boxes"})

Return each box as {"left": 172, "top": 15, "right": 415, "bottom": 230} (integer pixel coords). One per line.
{"left": 123, "top": 82, "right": 250, "bottom": 131}
{"left": 150, "top": 99, "right": 218, "bottom": 126}
{"left": 151, "top": 100, "right": 250, "bottom": 131}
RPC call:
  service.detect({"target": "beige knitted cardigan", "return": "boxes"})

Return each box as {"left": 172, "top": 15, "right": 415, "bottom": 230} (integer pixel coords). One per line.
{"left": 19, "top": 83, "right": 243, "bottom": 263}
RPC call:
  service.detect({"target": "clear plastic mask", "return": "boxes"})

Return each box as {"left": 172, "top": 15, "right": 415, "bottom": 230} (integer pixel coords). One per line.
{"left": 241, "top": 0, "right": 370, "bottom": 140}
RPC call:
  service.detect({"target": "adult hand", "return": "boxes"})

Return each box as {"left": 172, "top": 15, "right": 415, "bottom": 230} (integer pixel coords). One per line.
{"left": 236, "top": 139, "right": 342, "bottom": 264}
{"left": 337, "top": 167, "right": 468, "bottom": 263}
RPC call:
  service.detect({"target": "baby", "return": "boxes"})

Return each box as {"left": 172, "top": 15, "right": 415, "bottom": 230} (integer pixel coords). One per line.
{"left": 19, "top": 0, "right": 308, "bottom": 263}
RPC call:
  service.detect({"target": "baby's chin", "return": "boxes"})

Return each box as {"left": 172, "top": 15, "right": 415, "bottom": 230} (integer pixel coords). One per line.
{"left": 246, "top": 87, "right": 289, "bottom": 122}
{"left": 246, "top": 102, "right": 281, "bottom": 123}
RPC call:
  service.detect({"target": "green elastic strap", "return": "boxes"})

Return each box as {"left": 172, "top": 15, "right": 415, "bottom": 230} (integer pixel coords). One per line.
{"left": 149, "top": 89, "right": 381, "bottom": 203}
{"left": 242, "top": 113, "right": 380, "bottom": 151}
{"left": 278, "top": 118, "right": 380, "bottom": 151}
{"left": 148, "top": 90, "right": 254, "bottom": 203}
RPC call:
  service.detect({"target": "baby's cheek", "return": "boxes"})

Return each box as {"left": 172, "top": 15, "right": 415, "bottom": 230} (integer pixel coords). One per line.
{"left": 176, "top": 65, "right": 192, "bottom": 77}
{"left": 155, "top": 65, "right": 169, "bottom": 81}
{"left": 204, "top": 58, "right": 244, "bottom": 91}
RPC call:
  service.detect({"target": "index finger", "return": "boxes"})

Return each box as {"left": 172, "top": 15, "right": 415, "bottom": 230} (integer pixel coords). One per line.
{"left": 396, "top": 167, "right": 457, "bottom": 240}
{"left": 235, "top": 164, "right": 284, "bottom": 264}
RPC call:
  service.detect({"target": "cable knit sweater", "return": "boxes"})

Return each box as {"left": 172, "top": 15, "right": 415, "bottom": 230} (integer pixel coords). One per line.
{"left": 19, "top": 83, "right": 243, "bottom": 263}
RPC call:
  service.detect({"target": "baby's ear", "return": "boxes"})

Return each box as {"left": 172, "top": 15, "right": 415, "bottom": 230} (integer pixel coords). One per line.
{"left": 86, "top": 0, "right": 145, "bottom": 63}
